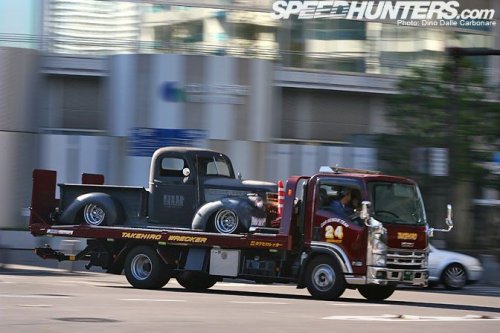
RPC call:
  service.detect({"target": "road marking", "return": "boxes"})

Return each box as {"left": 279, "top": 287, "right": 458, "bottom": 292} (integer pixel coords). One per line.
{"left": 229, "top": 301, "right": 289, "bottom": 305}
{"left": 323, "top": 314, "right": 500, "bottom": 322}
{"left": 119, "top": 298, "right": 186, "bottom": 302}
{"left": 0, "top": 294, "right": 70, "bottom": 299}
{"left": 17, "top": 304, "right": 52, "bottom": 307}
{"left": 330, "top": 303, "right": 387, "bottom": 307}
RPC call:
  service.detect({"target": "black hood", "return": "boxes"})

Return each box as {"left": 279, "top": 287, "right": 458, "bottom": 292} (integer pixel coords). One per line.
{"left": 202, "top": 178, "right": 277, "bottom": 203}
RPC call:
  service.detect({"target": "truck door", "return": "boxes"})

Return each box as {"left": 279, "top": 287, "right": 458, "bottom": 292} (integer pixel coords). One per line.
{"left": 312, "top": 178, "right": 366, "bottom": 273}
{"left": 149, "top": 155, "right": 197, "bottom": 227}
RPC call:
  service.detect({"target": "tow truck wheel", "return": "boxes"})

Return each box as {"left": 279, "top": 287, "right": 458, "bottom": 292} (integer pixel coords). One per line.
{"left": 124, "top": 246, "right": 170, "bottom": 289}
{"left": 358, "top": 285, "right": 396, "bottom": 301}
{"left": 176, "top": 271, "right": 217, "bottom": 291}
{"left": 305, "top": 255, "right": 346, "bottom": 301}
{"left": 213, "top": 209, "right": 240, "bottom": 234}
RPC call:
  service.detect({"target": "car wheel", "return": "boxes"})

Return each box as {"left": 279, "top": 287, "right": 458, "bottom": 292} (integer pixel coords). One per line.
{"left": 441, "top": 263, "right": 467, "bottom": 289}
{"left": 213, "top": 209, "right": 239, "bottom": 234}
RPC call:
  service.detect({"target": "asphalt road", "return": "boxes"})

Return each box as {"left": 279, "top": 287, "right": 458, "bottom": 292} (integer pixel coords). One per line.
{"left": 1, "top": 265, "right": 500, "bottom": 333}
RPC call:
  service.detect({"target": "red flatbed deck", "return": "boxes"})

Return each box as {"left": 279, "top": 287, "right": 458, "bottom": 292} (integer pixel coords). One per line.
{"left": 30, "top": 223, "right": 292, "bottom": 251}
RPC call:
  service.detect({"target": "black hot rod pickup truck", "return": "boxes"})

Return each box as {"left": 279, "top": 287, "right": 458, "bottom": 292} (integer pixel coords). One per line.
{"left": 32, "top": 147, "right": 277, "bottom": 234}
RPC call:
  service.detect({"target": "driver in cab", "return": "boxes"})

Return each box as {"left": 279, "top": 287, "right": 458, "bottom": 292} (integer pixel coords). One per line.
{"left": 330, "top": 188, "right": 354, "bottom": 219}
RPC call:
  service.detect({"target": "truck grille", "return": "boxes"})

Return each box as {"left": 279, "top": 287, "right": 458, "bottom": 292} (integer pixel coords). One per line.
{"left": 386, "top": 248, "right": 426, "bottom": 269}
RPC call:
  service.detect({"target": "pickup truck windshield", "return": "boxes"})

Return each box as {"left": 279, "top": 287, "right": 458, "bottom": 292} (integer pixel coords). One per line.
{"left": 368, "top": 181, "right": 427, "bottom": 226}
{"left": 198, "top": 155, "right": 234, "bottom": 178}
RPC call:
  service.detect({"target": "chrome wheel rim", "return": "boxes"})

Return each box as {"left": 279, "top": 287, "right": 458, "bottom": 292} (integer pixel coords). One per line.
{"left": 312, "top": 264, "right": 335, "bottom": 291}
{"left": 214, "top": 209, "right": 238, "bottom": 234}
{"left": 131, "top": 254, "right": 152, "bottom": 281}
{"left": 444, "top": 265, "right": 466, "bottom": 288}
{"left": 83, "top": 204, "right": 105, "bottom": 225}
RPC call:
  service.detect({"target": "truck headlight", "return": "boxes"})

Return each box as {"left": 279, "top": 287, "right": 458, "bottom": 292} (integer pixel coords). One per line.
{"left": 373, "top": 239, "right": 387, "bottom": 252}
{"left": 373, "top": 254, "right": 386, "bottom": 267}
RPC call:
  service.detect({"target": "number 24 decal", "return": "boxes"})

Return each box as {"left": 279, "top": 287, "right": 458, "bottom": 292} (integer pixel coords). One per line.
{"left": 325, "top": 225, "right": 344, "bottom": 240}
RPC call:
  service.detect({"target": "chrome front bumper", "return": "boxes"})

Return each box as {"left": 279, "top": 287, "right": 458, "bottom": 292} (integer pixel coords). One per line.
{"left": 366, "top": 266, "right": 428, "bottom": 287}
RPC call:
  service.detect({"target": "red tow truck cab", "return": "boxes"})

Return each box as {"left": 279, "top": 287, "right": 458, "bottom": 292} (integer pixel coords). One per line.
{"left": 29, "top": 148, "right": 452, "bottom": 301}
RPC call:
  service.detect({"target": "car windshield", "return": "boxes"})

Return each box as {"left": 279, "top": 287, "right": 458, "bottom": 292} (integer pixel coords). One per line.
{"left": 368, "top": 181, "right": 427, "bottom": 225}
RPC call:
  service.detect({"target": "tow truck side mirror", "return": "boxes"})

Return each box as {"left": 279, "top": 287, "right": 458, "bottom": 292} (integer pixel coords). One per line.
{"left": 360, "top": 201, "right": 371, "bottom": 222}
{"left": 428, "top": 204, "right": 453, "bottom": 237}
{"left": 445, "top": 204, "right": 453, "bottom": 228}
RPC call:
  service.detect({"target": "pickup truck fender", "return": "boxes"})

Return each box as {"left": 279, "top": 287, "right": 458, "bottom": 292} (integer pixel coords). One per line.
{"left": 191, "top": 196, "right": 265, "bottom": 232}
{"left": 59, "top": 192, "right": 124, "bottom": 226}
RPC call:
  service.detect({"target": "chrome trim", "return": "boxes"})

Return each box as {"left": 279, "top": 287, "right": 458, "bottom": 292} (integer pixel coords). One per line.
{"left": 366, "top": 266, "right": 428, "bottom": 287}
{"left": 345, "top": 275, "right": 367, "bottom": 285}
{"left": 311, "top": 241, "right": 353, "bottom": 274}
{"left": 386, "top": 248, "right": 427, "bottom": 269}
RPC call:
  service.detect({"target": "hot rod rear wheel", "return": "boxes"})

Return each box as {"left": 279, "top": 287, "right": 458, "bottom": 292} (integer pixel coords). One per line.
{"left": 305, "top": 255, "right": 346, "bottom": 301}
{"left": 176, "top": 271, "right": 217, "bottom": 291}
{"left": 81, "top": 196, "right": 121, "bottom": 226}
{"left": 213, "top": 209, "right": 239, "bottom": 234}
{"left": 124, "top": 246, "right": 170, "bottom": 289}
{"left": 357, "top": 285, "right": 396, "bottom": 301}
{"left": 83, "top": 203, "right": 106, "bottom": 226}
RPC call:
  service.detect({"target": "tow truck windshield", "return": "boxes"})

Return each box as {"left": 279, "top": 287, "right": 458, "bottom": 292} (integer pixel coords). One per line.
{"left": 368, "top": 181, "right": 427, "bottom": 226}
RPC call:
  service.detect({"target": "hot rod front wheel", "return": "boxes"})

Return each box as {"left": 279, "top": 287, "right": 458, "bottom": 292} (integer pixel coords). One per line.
{"left": 213, "top": 209, "right": 239, "bottom": 234}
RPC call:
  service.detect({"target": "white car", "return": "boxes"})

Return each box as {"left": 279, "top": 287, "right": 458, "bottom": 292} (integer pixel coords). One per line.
{"left": 428, "top": 244, "right": 483, "bottom": 289}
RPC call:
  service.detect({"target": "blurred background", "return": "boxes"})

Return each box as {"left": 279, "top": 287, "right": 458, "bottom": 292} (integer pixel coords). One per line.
{"left": 0, "top": 0, "right": 498, "bottom": 254}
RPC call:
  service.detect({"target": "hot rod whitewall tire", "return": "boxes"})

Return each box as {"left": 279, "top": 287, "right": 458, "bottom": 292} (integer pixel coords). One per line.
{"left": 176, "top": 271, "right": 217, "bottom": 291}
{"left": 357, "top": 285, "right": 396, "bottom": 301}
{"left": 305, "top": 255, "right": 346, "bottom": 301}
{"left": 124, "top": 246, "right": 170, "bottom": 289}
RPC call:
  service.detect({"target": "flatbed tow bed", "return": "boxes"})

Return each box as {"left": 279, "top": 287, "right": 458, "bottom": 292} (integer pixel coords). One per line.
{"left": 31, "top": 223, "right": 291, "bottom": 252}
{"left": 30, "top": 215, "right": 296, "bottom": 283}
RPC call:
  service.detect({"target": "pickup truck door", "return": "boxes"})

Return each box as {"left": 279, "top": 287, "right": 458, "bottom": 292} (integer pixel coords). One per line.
{"left": 149, "top": 155, "right": 197, "bottom": 227}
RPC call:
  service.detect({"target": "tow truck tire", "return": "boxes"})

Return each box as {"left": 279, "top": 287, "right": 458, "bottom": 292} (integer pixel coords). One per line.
{"left": 305, "top": 255, "right": 346, "bottom": 301}
{"left": 176, "top": 271, "right": 217, "bottom": 291}
{"left": 358, "top": 285, "right": 396, "bottom": 301}
{"left": 124, "top": 246, "right": 170, "bottom": 289}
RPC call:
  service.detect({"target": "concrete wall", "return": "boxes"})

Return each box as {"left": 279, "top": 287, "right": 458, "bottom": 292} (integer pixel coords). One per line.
{"left": 0, "top": 47, "right": 39, "bottom": 228}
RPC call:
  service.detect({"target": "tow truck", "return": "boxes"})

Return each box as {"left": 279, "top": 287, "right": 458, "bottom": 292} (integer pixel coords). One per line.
{"left": 29, "top": 147, "right": 453, "bottom": 301}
